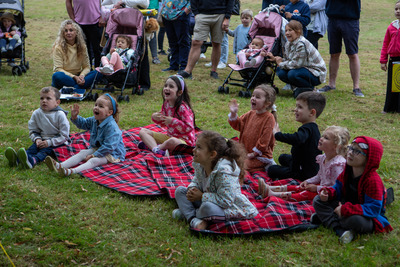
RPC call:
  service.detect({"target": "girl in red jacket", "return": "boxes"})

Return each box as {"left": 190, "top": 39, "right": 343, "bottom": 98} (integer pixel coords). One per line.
{"left": 312, "top": 136, "right": 393, "bottom": 244}
{"left": 380, "top": 0, "right": 400, "bottom": 113}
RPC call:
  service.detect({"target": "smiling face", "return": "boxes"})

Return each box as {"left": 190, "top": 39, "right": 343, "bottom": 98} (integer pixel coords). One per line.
{"left": 64, "top": 24, "right": 77, "bottom": 45}
{"left": 116, "top": 37, "right": 129, "bottom": 49}
{"left": 163, "top": 78, "right": 181, "bottom": 106}
{"left": 40, "top": 90, "right": 60, "bottom": 112}
{"left": 251, "top": 88, "right": 269, "bottom": 113}
{"left": 346, "top": 143, "right": 367, "bottom": 169}
{"left": 2, "top": 18, "right": 12, "bottom": 29}
{"left": 395, "top": 2, "right": 400, "bottom": 19}
{"left": 193, "top": 136, "right": 215, "bottom": 167}
{"left": 285, "top": 26, "right": 301, "bottom": 42}
{"left": 294, "top": 99, "right": 314, "bottom": 124}
{"left": 93, "top": 96, "right": 113, "bottom": 123}
{"left": 241, "top": 15, "right": 252, "bottom": 27}
{"left": 318, "top": 129, "right": 337, "bottom": 154}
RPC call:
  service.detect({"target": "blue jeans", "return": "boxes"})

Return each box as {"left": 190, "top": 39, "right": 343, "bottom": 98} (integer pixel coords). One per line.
{"left": 51, "top": 70, "right": 101, "bottom": 89}
{"left": 276, "top": 67, "right": 321, "bottom": 88}
{"left": 0, "top": 38, "right": 17, "bottom": 50}
{"left": 163, "top": 13, "right": 191, "bottom": 70}
{"left": 26, "top": 143, "right": 58, "bottom": 166}
{"left": 220, "top": 32, "right": 229, "bottom": 64}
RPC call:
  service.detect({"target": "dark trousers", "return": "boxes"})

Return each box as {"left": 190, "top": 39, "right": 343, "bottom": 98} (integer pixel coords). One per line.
{"left": 158, "top": 26, "right": 166, "bottom": 51}
{"left": 313, "top": 195, "right": 374, "bottom": 234}
{"left": 268, "top": 154, "right": 296, "bottom": 180}
{"left": 306, "top": 31, "right": 322, "bottom": 50}
{"left": 26, "top": 143, "right": 57, "bottom": 166}
{"left": 139, "top": 44, "right": 151, "bottom": 89}
{"left": 79, "top": 23, "right": 103, "bottom": 67}
{"left": 163, "top": 13, "right": 191, "bottom": 70}
{"left": 276, "top": 67, "right": 321, "bottom": 88}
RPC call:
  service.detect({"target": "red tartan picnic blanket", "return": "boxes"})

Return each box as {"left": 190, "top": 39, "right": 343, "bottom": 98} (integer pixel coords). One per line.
{"left": 54, "top": 124, "right": 317, "bottom": 235}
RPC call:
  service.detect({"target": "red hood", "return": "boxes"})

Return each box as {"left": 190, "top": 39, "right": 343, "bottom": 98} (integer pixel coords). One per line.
{"left": 354, "top": 136, "right": 383, "bottom": 179}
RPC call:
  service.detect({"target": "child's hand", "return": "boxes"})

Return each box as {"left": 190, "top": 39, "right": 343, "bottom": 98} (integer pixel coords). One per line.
{"left": 300, "top": 181, "right": 308, "bottom": 189}
{"left": 284, "top": 12, "right": 292, "bottom": 19}
{"left": 152, "top": 112, "right": 163, "bottom": 122}
{"left": 245, "top": 52, "right": 250, "bottom": 57}
{"left": 71, "top": 103, "right": 80, "bottom": 120}
{"left": 161, "top": 116, "right": 173, "bottom": 125}
{"left": 334, "top": 202, "right": 342, "bottom": 218}
{"left": 229, "top": 99, "right": 239, "bottom": 115}
{"left": 36, "top": 139, "right": 49, "bottom": 149}
{"left": 247, "top": 152, "right": 255, "bottom": 159}
{"left": 186, "top": 187, "right": 203, "bottom": 202}
{"left": 84, "top": 154, "right": 94, "bottom": 162}
{"left": 110, "top": 48, "right": 116, "bottom": 54}
{"left": 260, "top": 51, "right": 266, "bottom": 57}
{"left": 305, "top": 184, "right": 318, "bottom": 192}
{"left": 273, "top": 122, "right": 280, "bottom": 135}
{"left": 10, "top": 31, "right": 16, "bottom": 36}
{"left": 319, "top": 188, "right": 328, "bottom": 202}
{"left": 381, "top": 63, "right": 387, "bottom": 71}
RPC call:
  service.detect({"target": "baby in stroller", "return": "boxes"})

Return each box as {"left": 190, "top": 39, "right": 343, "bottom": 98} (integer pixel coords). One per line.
{"left": 0, "top": 12, "right": 21, "bottom": 57}
{"left": 237, "top": 37, "right": 267, "bottom": 69}
{"left": 97, "top": 34, "right": 135, "bottom": 75}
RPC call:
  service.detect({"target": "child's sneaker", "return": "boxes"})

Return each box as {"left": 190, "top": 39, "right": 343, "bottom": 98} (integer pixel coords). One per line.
{"left": 5, "top": 147, "right": 18, "bottom": 167}
{"left": 100, "top": 64, "right": 114, "bottom": 74}
{"left": 45, "top": 156, "right": 59, "bottom": 172}
{"left": 172, "top": 209, "right": 185, "bottom": 220}
{"left": 17, "top": 148, "right": 32, "bottom": 169}
{"left": 137, "top": 141, "right": 149, "bottom": 150}
{"left": 244, "top": 61, "right": 251, "bottom": 68}
{"left": 249, "top": 58, "right": 257, "bottom": 67}
{"left": 339, "top": 230, "right": 354, "bottom": 244}
{"left": 190, "top": 217, "right": 207, "bottom": 230}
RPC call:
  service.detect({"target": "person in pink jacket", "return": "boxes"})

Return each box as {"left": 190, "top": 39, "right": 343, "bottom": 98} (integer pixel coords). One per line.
{"left": 380, "top": 0, "right": 400, "bottom": 113}
{"left": 139, "top": 75, "right": 196, "bottom": 156}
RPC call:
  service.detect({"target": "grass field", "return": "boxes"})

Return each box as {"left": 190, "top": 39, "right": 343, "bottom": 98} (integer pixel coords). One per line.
{"left": 0, "top": 0, "right": 399, "bottom": 265}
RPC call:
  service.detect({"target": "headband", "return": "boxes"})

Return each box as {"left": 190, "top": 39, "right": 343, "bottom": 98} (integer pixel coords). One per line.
{"left": 104, "top": 93, "right": 117, "bottom": 115}
{"left": 169, "top": 75, "right": 185, "bottom": 92}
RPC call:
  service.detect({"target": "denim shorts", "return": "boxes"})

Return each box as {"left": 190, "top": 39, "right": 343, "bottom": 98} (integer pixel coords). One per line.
{"left": 327, "top": 18, "right": 359, "bottom": 55}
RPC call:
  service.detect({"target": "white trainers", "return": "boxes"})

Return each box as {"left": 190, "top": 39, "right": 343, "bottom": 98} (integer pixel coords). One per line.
{"left": 100, "top": 64, "right": 114, "bottom": 74}
{"left": 172, "top": 209, "right": 185, "bottom": 220}
{"left": 190, "top": 218, "right": 207, "bottom": 230}
{"left": 204, "top": 62, "right": 212, "bottom": 67}
{"left": 217, "top": 62, "right": 226, "bottom": 69}
{"left": 200, "top": 53, "right": 206, "bottom": 59}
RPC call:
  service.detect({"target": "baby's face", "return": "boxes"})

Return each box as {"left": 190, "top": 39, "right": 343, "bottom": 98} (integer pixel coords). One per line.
{"left": 250, "top": 40, "right": 263, "bottom": 49}
{"left": 2, "top": 18, "right": 12, "bottom": 28}
{"left": 116, "top": 38, "right": 129, "bottom": 49}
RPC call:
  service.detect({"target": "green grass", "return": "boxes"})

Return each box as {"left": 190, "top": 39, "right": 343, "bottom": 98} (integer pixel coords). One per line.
{"left": 0, "top": 0, "right": 399, "bottom": 265}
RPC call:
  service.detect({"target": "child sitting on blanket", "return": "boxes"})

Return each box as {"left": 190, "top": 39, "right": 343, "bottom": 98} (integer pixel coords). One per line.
{"left": 5, "top": 87, "right": 70, "bottom": 169}
{"left": 97, "top": 35, "right": 135, "bottom": 74}
{"left": 138, "top": 75, "right": 196, "bottom": 156}
{"left": 228, "top": 84, "right": 276, "bottom": 173}
{"left": 172, "top": 131, "right": 259, "bottom": 230}
{"left": 45, "top": 93, "right": 126, "bottom": 176}
{"left": 258, "top": 126, "right": 350, "bottom": 202}
{"left": 268, "top": 91, "right": 326, "bottom": 181}
{"left": 312, "top": 136, "right": 393, "bottom": 244}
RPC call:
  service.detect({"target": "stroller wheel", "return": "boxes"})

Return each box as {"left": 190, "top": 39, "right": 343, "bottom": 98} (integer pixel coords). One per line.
{"left": 245, "top": 91, "right": 252, "bottom": 98}
{"left": 137, "top": 87, "right": 144, "bottom": 95}
{"left": 21, "top": 65, "right": 27, "bottom": 73}
{"left": 224, "top": 87, "right": 229, "bottom": 94}
{"left": 239, "top": 90, "right": 245, "bottom": 97}
{"left": 218, "top": 86, "right": 224, "bottom": 94}
{"left": 86, "top": 92, "right": 92, "bottom": 101}
{"left": 117, "top": 95, "right": 124, "bottom": 102}
{"left": 107, "top": 86, "right": 115, "bottom": 93}
{"left": 93, "top": 93, "right": 99, "bottom": 101}
{"left": 124, "top": 95, "right": 130, "bottom": 102}
{"left": 12, "top": 66, "right": 22, "bottom": 76}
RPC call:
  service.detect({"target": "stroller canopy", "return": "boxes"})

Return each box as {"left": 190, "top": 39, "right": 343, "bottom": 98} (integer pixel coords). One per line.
{"left": 106, "top": 8, "right": 144, "bottom": 36}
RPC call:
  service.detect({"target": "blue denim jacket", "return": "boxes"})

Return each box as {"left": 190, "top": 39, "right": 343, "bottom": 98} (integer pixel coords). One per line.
{"left": 71, "top": 115, "right": 125, "bottom": 161}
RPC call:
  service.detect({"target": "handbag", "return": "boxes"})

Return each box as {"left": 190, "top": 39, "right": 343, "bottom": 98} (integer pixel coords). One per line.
{"left": 232, "top": 0, "right": 241, "bottom": 16}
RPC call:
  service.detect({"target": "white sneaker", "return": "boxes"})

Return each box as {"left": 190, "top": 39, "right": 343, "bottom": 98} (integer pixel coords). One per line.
{"left": 190, "top": 218, "right": 207, "bottom": 230}
{"left": 339, "top": 230, "right": 354, "bottom": 244}
{"left": 200, "top": 53, "right": 206, "bottom": 59}
{"left": 172, "top": 209, "right": 185, "bottom": 220}
{"left": 204, "top": 62, "right": 212, "bottom": 67}
{"left": 100, "top": 64, "right": 114, "bottom": 74}
{"left": 217, "top": 62, "right": 226, "bottom": 69}
{"left": 244, "top": 61, "right": 251, "bottom": 68}
{"left": 281, "top": 83, "right": 292, "bottom": 91}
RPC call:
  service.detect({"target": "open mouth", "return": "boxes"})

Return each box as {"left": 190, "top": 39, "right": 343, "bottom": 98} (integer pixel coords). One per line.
{"left": 164, "top": 91, "right": 171, "bottom": 97}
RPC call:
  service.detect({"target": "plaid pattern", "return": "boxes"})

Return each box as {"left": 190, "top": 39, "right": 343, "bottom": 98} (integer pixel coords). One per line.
{"left": 54, "top": 126, "right": 317, "bottom": 235}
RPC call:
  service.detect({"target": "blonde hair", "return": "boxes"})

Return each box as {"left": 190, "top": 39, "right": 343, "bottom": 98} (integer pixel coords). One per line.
{"left": 52, "top": 19, "right": 87, "bottom": 61}
{"left": 254, "top": 84, "right": 276, "bottom": 110}
{"left": 324, "top": 126, "right": 350, "bottom": 156}
{"left": 241, "top": 9, "right": 253, "bottom": 19}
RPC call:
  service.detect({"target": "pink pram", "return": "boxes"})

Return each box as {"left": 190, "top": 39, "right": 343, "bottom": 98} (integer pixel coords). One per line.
{"left": 218, "top": 7, "right": 283, "bottom": 97}
{"left": 89, "top": 7, "right": 145, "bottom": 102}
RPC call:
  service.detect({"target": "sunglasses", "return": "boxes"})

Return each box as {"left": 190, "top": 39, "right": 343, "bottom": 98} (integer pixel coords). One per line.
{"left": 347, "top": 145, "right": 366, "bottom": 156}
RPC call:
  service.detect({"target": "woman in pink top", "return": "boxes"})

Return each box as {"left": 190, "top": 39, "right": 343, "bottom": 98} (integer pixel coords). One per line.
{"left": 139, "top": 75, "right": 196, "bottom": 156}
{"left": 259, "top": 126, "right": 350, "bottom": 202}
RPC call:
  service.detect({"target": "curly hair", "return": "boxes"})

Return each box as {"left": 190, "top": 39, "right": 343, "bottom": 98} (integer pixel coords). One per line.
{"left": 52, "top": 19, "right": 87, "bottom": 62}
{"left": 324, "top": 126, "right": 351, "bottom": 156}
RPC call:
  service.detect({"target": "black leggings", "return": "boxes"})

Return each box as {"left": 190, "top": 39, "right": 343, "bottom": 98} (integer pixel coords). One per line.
{"left": 313, "top": 195, "right": 374, "bottom": 234}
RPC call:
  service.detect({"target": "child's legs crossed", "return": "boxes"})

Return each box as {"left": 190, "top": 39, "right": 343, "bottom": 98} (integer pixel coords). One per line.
{"left": 196, "top": 202, "right": 225, "bottom": 221}
{"left": 158, "top": 137, "right": 185, "bottom": 151}
{"left": 72, "top": 156, "right": 108, "bottom": 173}
{"left": 340, "top": 215, "right": 374, "bottom": 234}
{"left": 313, "top": 195, "right": 341, "bottom": 228}
{"left": 175, "top": 186, "right": 201, "bottom": 222}
{"left": 61, "top": 148, "right": 95, "bottom": 168}
{"left": 139, "top": 128, "right": 159, "bottom": 150}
